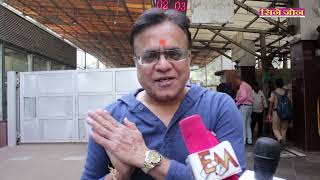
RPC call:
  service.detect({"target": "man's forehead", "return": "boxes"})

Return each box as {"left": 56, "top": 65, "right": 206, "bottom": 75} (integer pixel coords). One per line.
{"left": 136, "top": 39, "right": 182, "bottom": 53}
{"left": 134, "top": 33, "right": 188, "bottom": 53}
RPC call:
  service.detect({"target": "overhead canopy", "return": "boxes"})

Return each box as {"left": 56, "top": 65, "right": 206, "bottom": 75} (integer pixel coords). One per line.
{"left": 4, "top": 0, "right": 291, "bottom": 67}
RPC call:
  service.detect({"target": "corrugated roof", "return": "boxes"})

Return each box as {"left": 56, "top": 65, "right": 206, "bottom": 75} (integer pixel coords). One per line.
{"left": 4, "top": 0, "right": 291, "bottom": 67}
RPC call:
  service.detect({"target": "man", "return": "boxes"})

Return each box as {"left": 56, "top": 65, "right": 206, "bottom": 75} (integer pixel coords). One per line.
{"left": 81, "top": 8, "right": 245, "bottom": 180}
{"left": 235, "top": 77, "right": 253, "bottom": 145}
{"left": 251, "top": 82, "right": 267, "bottom": 139}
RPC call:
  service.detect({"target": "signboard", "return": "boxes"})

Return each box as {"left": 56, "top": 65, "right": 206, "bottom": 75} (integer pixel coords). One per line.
{"left": 154, "top": 0, "right": 188, "bottom": 13}
{"left": 191, "top": 0, "right": 234, "bottom": 23}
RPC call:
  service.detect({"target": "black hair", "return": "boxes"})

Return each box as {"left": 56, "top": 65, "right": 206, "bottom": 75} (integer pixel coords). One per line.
{"left": 129, "top": 8, "right": 192, "bottom": 50}
{"left": 275, "top": 78, "right": 284, "bottom": 88}
{"left": 253, "top": 81, "right": 260, "bottom": 88}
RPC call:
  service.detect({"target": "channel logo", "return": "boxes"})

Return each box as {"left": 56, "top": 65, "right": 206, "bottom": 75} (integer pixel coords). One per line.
{"left": 260, "top": 8, "right": 305, "bottom": 18}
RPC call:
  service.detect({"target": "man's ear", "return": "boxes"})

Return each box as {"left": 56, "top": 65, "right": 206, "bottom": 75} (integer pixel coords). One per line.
{"left": 187, "top": 51, "right": 192, "bottom": 64}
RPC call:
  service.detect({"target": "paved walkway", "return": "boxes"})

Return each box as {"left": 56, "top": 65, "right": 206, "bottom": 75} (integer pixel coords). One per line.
{"left": 0, "top": 143, "right": 86, "bottom": 180}
{"left": 0, "top": 143, "right": 320, "bottom": 180}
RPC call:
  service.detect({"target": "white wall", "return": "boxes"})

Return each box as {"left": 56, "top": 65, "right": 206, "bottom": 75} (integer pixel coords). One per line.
{"left": 300, "top": 0, "right": 320, "bottom": 40}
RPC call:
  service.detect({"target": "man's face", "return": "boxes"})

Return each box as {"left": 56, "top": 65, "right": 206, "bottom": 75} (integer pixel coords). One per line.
{"left": 133, "top": 21, "right": 191, "bottom": 102}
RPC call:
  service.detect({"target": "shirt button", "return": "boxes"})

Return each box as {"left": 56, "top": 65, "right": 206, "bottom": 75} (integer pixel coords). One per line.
{"left": 138, "top": 105, "right": 144, "bottom": 110}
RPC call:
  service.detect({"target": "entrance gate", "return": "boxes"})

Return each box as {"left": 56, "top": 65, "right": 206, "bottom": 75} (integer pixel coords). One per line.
{"left": 14, "top": 68, "right": 139, "bottom": 143}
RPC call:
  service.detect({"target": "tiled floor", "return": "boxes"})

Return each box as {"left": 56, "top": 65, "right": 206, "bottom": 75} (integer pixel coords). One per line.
{"left": 0, "top": 143, "right": 320, "bottom": 180}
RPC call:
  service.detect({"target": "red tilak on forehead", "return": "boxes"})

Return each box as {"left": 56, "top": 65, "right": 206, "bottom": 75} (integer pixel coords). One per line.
{"left": 159, "top": 38, "right": 166, "bottom": 46}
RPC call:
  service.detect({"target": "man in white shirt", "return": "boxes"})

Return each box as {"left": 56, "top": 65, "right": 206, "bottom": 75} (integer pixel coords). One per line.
{"left": 251, "top": 82, "right": 267, "bottom": 139}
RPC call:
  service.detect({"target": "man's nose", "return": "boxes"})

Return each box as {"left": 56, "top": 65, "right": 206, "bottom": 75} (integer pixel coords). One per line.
{"left": 155, "top": 54, "right": 172, "bottom": 71}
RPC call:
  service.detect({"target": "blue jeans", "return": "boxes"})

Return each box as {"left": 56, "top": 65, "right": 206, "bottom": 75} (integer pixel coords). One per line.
{"left": 239, "top": 105, "right": 253, "bottom": 144}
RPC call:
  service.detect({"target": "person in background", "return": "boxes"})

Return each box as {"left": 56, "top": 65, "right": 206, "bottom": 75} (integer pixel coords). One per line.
{"left": 263, "top": 80, "right": 275, "bottom": 137}
{"left": 81, "top": 8, "right": 245, "bottom": 180}
{"left": 217, "top": 82, "right": 236, "bottom": 99}
{"left": 235, "top": 77, "right": 254, "bottom": 145}
{"left": 267, "top": 78, "right": 291, "bottom": 146}
{"left": 251, "top": 82, "right": 267, "bottom": 140}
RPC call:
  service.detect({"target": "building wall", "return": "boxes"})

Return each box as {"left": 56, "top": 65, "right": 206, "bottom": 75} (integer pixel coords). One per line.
{"left": 290, "top": 0, "right": 320, "bottom": 40}
{"left": 299, "top": 0, "right": 320, "bottom": 40}
{"left": 291, "top": 40, "right": 320, "bottom": 151}
{"left": 0, "top": 5, "right": 76, "bottom": 67}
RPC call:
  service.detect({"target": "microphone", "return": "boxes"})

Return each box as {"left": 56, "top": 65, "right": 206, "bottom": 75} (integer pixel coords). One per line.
{"left": 254, "top": 137, "right": 281, "bottom": 180}
{"left": 179, "top": 114, "right": 241, "bottom": 180}
{"left": 239, "top": 137, "right": 283, "bottom": 180}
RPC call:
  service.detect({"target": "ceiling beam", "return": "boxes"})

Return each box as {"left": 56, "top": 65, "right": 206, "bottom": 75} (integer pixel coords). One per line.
{"left": 198, "top": 42, "right": 232, "bottom": 60}
{"left": 121, "top": 1, "right": 134, "bottom": 24}
{"left": 49, "top": 0, "right": 115, "bottom": 62}
{"left": 234, "top": 0, "right": 288, "bottom": 33}
{"left": 192, "top": 24, "right": 201, "bottom": 40}
{"left": 209, "top": 29, "right": 262, "bottom": 58}
{"left": 193, "top": 39, "right": 289, "bottom": 50}
{"left": 192, "top": 0, "right": 246, "bottom": 61}
{"left": 246, "top": 0, "right": 288, "bottom": 3}
{"left": 193, "top": 39, "right": 228, "bottom": 44}
{"left": 29, "top": 0, "right": 113, "bottom": 64}
{"left": 83, "top": 0, "right": 129, "bottom": 62}
{"left": 190, "top": 24, "right": 281, "bottom": 35}
{"left": 256, "top": 35, "right": 287, "bottom": 52}
{"left": 142, "top": 0, "right": 146, "bottom": 11}
{"left": 266, "top": 35, "right": 287, "bottom": 47}
{"left": 221, "top": 1, "right": 276, "bottom": 50}
{"left": 14, "top": 0, "right": 100, "bottom": 58}
{"left": 192, "top": 45, "right": 231, "bottom": 51}
{"left": 267, "top": 41, "right": 290, "bottom": 58}
{"left": 244, "top": 16, "right": 259, "bottom": 29}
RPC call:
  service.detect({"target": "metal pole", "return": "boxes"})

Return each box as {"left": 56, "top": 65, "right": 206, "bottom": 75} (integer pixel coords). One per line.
{"left": 205, "top": 61, "right": 208, "bottom": 87}
{"left": 260, "top": 33, "right": 269, "bottom": 99}
{"left": 0, "top": 43, "right": 3, "bottom": 123}
{"left": 27, "top": 54, "right": 33, "bottom": 72}
{"left": 7, "top": 71, "right": 17, "bottom": 146}
{"left": 84, "top": 52, "right": 87, "bottom": 69}
{"left": 260, "top": 33, "right": 267, "bottom": 69}
{"left": 46, "top": 61, "right": 51, "bottom": 71}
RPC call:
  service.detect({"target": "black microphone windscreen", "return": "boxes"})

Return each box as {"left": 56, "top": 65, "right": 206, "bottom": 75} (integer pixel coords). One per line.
{"left": 253, "top": 137, "right": 281, "bottom": 180}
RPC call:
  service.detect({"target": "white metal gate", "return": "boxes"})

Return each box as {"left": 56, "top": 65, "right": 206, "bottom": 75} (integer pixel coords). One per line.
{"left": 18, "top": 68, "right": 140, "bottom": 143}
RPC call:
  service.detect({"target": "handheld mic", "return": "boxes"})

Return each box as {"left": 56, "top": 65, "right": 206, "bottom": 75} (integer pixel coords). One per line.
{"left": 239, "top": 137, "right": 283, "bottom": 180}
{"left": 254, "top": 137, "right": 281, "bottom": 180}
{"left": 179, "top": 115, "right": 241, "bottom": 180}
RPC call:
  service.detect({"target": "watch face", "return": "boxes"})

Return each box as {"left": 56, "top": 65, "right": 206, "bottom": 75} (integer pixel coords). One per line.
{"left": 148, "top": 151, "right": 161, "bottom": 163}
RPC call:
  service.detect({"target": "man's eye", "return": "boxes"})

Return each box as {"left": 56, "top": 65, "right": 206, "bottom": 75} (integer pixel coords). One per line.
{"left": 142, "top": 52, "right": 158, "bottom": 63}
{"left": 166, "top": 50, "right": 184, "bottom": 60}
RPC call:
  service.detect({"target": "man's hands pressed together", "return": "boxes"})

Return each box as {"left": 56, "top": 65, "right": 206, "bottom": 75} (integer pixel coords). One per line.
{"left": 86, "top": 109, "right": 148, "bottom": 179}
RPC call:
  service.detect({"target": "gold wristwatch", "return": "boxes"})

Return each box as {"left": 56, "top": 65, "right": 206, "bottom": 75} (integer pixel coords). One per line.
{"left": 141, "top": 150, "right": 162, "bottom": 173}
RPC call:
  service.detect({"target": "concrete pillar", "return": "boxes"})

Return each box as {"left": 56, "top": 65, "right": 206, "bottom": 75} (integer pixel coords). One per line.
{"left": 0, "top": 43, "right": 6, "bottom": 148}
{"left": 27, "top": 54, "right": 33, "bottom": 72}
{"left": 7, "top": 71, "right": 17, "bottom": 146}
{"left": 290, "top": 0, "right": 320, "bottom": 151}
{"left": 46, "top": 61, "right": 51, "bottom": 71}
{"left": 260, "top": 33, "right": 270, "bottom": 97}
